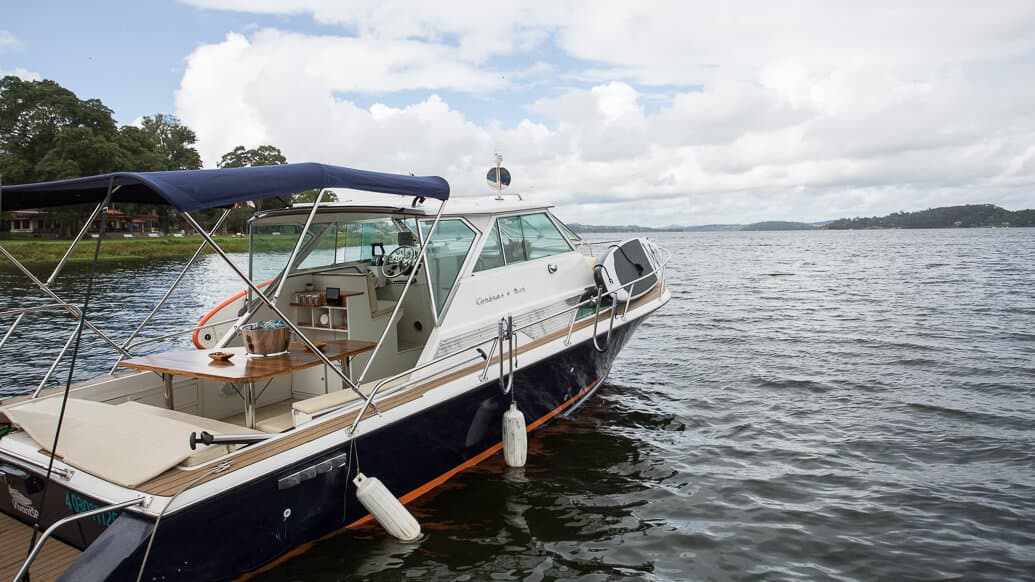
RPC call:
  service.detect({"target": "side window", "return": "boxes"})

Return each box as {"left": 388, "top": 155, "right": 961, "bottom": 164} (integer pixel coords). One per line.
{"left": 474, "top": 222, "right": 505, "bottom": 272}
{"left": 520, "top": 213, "right": 572, "bottom": 258}
{"left": 498, "top": 216, "right": 528, "bottom": 263}
{"left": 475, "top": 212, "right": 574, "bottom": 272}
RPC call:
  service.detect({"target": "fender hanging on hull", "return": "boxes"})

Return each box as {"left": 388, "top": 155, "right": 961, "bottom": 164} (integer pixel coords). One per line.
{"left": 126, "top": 319, "right": 645, "bottom": 581}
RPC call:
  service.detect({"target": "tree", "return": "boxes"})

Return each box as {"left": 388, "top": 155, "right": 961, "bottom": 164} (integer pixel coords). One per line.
{"left": 0, "top": 76, "right": 205, "bottom": 236}
{"left": 218, "top": 144, "right": 286, "bottom": 169}
{"left": 1, "top": 75, "right": 119, "bottom": 184}
{"left": 140, "top": 114, "right": 203, "bottom": 233}
{"left": 215, "top": 145, "right": 289, "bottom": 233}
{"left": 140, "top": 114, "right": 202, "bottom": 171}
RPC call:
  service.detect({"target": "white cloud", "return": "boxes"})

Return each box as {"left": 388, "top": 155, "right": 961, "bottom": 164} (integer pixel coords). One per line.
{"left": 175, "top": 1, "right": 1035, "bottom": 225}
{"left": 0, "top": 30, "right": 17, "bottom": 50}
{"left": 1, "top": 67, "right": 41, "bottom": 81}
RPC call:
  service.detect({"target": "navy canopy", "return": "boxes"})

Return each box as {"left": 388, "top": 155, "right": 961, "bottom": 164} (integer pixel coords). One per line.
{"left": 0, "top": 163, "right": 450, "bottom": 212}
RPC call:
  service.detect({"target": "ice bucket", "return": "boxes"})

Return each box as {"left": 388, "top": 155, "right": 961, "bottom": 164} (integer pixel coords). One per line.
{"left": 241, "top": 327, "right": 290, "bottom": 356}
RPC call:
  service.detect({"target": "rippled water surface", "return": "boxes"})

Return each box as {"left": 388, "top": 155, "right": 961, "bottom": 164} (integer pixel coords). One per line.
{"left": 2, "top": 229, "right": 1034, "bottom": 580}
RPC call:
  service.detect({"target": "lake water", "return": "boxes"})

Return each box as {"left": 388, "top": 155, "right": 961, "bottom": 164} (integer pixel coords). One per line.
{"left": 2, "top": 229, "right": 1034, "bottom": 580}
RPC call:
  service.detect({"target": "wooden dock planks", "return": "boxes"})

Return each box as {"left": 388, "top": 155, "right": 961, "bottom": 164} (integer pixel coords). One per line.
{"left": 0, "top": 511, "right": 81, "bottom": 582}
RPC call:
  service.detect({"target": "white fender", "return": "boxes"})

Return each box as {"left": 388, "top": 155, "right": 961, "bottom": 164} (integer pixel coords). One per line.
{"left": 353, "top": 473, "right": 421, "bottom": 541}
{"left": 502, "top": 402, "right": 527, "bottom": 468}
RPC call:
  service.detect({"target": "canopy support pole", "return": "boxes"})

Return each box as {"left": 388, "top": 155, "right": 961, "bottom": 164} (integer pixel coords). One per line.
{"left": 181, "top": 211, "right": 367, "bottom": 398}
{"left": 271, "top": 191, "right": 324, "bottom": 304}
{"left": 0, "top": 199, "right": 107, "bottom": 350}
{"left": 355, "top": 200, "right": 446, "bottom": 386}
{"left": 214, "top": 222, "right": 333, "bottom": 350}
{"left": 0, "top": 245, "right": 131, "bottom": 358}
{"left": 109, "top": 208, "right": 232, "bottom": 373}
{"left": 26, "top": 180, "right": 113, "bottom": 558}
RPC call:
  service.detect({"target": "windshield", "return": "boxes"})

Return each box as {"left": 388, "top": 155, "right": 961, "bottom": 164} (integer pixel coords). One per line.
{"left": 251, "top": 215, "right": 419, "bottom": 278}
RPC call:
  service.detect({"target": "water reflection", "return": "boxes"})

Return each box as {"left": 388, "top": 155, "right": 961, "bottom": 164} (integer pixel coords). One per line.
{"left": 0, "top": 252, "right": 287, "bottom": 395}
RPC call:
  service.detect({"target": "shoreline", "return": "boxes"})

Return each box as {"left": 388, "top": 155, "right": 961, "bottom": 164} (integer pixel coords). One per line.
{"left": 0, "top": 235, "right": 256, "bottom": 266}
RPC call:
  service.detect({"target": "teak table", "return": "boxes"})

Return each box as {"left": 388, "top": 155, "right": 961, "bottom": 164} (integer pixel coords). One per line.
{"left": 119, "top": 340, "right": 376, "bottom": 429}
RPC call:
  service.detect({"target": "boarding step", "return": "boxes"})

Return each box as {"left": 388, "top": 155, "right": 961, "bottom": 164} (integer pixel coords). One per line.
{"left": 0, "top": 511, "right": 81, "bottom": 581}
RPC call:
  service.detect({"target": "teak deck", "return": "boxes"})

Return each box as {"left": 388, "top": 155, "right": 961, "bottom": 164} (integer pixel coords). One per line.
{"left": 0, "top": 511, "right": 81, "bottom": 582}
{"left": 134, "top": 285, "right": 664, "bottom": 497}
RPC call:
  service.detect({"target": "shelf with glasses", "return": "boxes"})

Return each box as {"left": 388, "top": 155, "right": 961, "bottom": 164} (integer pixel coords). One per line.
{"left": 290, "top": 290, "right": 361, "bottom": 337}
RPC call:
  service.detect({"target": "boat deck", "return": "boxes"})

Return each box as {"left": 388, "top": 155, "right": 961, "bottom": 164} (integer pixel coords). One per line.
{"left": 137, "top": 284, "right": 666, "bottom": 497}
{"left": 0, "top": 511, "right": 81, "bottom": 581}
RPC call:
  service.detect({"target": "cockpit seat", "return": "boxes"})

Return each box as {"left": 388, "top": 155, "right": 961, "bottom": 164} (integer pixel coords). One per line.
{"left": 291, "top": 375, "right": 410, "bottom": 426}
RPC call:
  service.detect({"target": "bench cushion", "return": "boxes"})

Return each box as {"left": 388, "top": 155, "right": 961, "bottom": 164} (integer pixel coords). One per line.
{"left": 1, "top": 397, "right": 214, "bottom": 487}
{"left": 292, "top": 375, "right": 411, "bottom": 416}
{"left": 118, "top": 401, "right": 260, "bottom": 466}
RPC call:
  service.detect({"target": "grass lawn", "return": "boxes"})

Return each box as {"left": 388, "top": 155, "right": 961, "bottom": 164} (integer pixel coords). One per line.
{"left": 0, "top": 235, "right": 260, "bottom": 265}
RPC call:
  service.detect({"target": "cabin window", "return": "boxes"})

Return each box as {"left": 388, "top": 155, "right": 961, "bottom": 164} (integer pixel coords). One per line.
{"left": 500, "top": 212, "right": 572, "bottom": 263}
{"left": 474, "top": 212, "right": 573, "bottom": 272}
{"left": 473, "top": 223, "right": 505, "bottom": 272}
{"left": 421, "top": 219, "right": 476, "bottom": 315}
{"left": 250, "top": 223, "right": 307, "bottom": 281}
{"left": 296, "top": 223, "right": 340, "bottom": 270}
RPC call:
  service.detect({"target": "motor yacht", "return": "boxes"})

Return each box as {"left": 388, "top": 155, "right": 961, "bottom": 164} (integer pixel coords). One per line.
{"left": 0, "top": 162, "right": 670, "bottom": 580}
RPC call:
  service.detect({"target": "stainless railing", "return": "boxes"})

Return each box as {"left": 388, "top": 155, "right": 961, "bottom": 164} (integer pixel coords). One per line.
{"left": 14, "top": 496, "right": 148, "bottom": 582}
{"left": 344, "top": 244, "right": 672, "bottom": 435}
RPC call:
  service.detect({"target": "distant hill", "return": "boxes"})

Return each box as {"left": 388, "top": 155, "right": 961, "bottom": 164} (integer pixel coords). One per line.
{"left": 568, "top": 223, "right": 741, "bottom": 233}
{"left": 826, "top": 204, "right": 1035, "bottom": 229}
{"left": 567, "top": 223, "right": 665, "bottom": 233}
{"left": 571, "top": 222, "right": 817, "bottom": 233}
{"left": 740, "top": 221, "right": 818, "bottom": 231}
{"left": 568, "top": 203, "right": 1035, "bottom": 233}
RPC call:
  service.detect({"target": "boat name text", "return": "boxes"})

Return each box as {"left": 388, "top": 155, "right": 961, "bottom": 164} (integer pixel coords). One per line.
{"left": 476, "top": 286, "right": 527, "bottom": 306}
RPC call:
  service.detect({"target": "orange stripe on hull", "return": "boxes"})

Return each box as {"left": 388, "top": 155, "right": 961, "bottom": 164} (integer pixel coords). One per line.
{"left": 235, "top": 375, "right": 604, "bottom": 581}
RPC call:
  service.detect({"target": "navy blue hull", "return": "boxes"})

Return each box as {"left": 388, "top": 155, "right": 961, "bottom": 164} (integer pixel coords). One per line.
{"left": 63, "top": 320, "right": 644, "bottom": 581}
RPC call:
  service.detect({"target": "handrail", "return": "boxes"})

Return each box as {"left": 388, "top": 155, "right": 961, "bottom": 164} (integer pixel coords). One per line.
{"left": 14, "top": 496, "right": 148, "bottom": 582}
{"left": 0, "top": 450, "right": 74, "bottom": 480}
{"left": 497, "top": 316, "right": 515, "bottom": 395}
{"left": 346, "top": 351, "right": 487, "bottom": 434}
{"left": 591, "top": 296, "right": 619, "bottom": 353}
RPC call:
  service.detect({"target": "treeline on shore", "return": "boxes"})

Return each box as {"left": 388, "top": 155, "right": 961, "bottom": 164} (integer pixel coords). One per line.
{"left": 572, "top": 203, "right": 1035, "bottom": 233}
{"left": 0, "top": 75, "right": 299, "bottom": 238}
{"left": 825, "top": 204, "right": 1035, "bottom": 229}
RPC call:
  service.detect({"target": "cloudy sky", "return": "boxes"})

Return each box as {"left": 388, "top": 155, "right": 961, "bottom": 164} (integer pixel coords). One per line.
{"left": 4, "top": 1, "right": 1035, "bottom": 226}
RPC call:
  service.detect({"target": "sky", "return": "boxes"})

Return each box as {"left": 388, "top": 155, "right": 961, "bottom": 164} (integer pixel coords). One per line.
{"left": 3, "top": 1, "right": 1035, "bottom": 227}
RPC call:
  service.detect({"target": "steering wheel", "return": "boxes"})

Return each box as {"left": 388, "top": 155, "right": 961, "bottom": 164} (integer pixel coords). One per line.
{"left": 382, "top": 246, "right": 418, "bottom": 279}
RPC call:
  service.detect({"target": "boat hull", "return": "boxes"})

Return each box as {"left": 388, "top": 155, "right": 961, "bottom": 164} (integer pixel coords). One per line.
{"left": 89, "top": 317, "right": 646, "bottom": 581}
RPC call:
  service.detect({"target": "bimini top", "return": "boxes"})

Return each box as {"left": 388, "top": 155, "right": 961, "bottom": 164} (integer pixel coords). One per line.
{"left": 0, "top": 163, "right": 450, "bottom": 212}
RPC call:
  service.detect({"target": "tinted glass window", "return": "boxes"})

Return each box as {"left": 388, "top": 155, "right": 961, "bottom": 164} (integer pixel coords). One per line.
{"left": 474, "top": 223, "right": 505, "bottom": 272}
{"left": 422, "top": 219, "right": 476, "bottom": 315}
{"left": 520, "top": 213, "right": 572, "bottom": 259}
{"left": 478, "top": 212, "right": 573, "bottom": 271}
{"left": 498, "top": 216, "right": 528, "bottom": 263}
